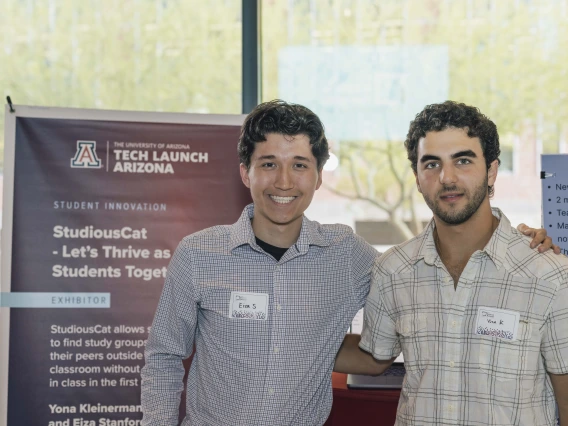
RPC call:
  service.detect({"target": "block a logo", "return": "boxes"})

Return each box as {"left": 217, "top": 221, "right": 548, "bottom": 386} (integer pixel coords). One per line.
{"left": 70, "top": 141, "right": 102, "bottom": 168}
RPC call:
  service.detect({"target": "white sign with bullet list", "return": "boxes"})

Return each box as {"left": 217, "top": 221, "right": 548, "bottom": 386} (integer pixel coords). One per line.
{"left": 542, "top": 155, "right": 568, "bottom": 256}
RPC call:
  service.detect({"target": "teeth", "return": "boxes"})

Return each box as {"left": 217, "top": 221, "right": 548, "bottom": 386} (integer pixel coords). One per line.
{"left": 271, "top": 196, "right": 296, "bottom": 204}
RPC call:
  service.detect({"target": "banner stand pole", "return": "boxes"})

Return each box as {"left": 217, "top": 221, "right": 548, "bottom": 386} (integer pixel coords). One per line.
{"left": 5, "top": 97, "right": 15, "bottom": 113}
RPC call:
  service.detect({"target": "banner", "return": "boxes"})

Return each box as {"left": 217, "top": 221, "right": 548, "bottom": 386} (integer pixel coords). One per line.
{"left": 541, "top": 154, "right": 568, "bottom": 254}
{"left": 0, "top": 105, "right": 250, "bottom": 426}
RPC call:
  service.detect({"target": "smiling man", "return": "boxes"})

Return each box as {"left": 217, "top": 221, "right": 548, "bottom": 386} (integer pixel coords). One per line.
{"left": 356, "top": 101, "right": 568, "bottom": 425}
{"left": 140, "top": 100, "right": 381, "bottom": 426}
{"left": 141, "top": 100, "right": 557, "bottom": 426}
{"left": 239, "top": 132, "right": 322, "bottom": 248}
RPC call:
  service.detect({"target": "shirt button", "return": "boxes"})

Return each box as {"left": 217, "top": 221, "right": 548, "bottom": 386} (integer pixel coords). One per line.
{"left": 275, "top": 265, "right": 280, "bottom": 271}
{"left": 448, "top": 405, "right": 454, "bottom": 411}
{"left": 274, "top": 346, "right": 280, "bottom": 353}
{"left": 451, "top": 320, "right": 457, "bottom": 328}
{"left": 276, "top": 304, "right": 282, "bottom": 311}
{"left": 268, "top": 388, "right": 275, "bottom": 395}
{"left": 444, "top": 277, "right": 451, "bottom": 283}
{"left": 450, "top": 361, "right": 455, "bottom": 367}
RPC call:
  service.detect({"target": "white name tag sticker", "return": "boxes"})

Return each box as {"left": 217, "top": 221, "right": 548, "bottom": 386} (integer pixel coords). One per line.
{"left": 475, "top": 306, "right": 520, "bottom": 341}
{"left": 229, "top": 292, "right": 268, "bottom": 321}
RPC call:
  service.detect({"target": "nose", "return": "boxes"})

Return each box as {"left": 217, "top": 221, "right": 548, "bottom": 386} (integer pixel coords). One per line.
{"left": 274, "top": 167, "right": 293, "bottom": 190}
{"left": 439, "top": 164, "right": 457, "bottom": 185}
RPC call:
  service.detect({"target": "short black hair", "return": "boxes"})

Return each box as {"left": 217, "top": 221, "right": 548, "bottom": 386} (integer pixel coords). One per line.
{"left": 238, "top": 99, "right": 329, "bottom": 170}
{"left": 405, "top": 100, "right": 500, "bottom": 197}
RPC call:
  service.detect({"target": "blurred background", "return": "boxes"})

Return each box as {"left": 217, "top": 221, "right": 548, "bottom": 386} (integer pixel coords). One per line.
{"left": 2, "top": 0, "right": 566, "bottom": 249}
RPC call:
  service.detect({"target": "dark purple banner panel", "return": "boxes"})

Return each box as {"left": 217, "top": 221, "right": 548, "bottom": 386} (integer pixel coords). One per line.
{"left": 6, "top": 115, "right": 250, "bottom": 426}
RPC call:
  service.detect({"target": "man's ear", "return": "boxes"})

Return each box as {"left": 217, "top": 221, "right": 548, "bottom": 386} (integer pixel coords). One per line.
{"left": 488, "top": 159, "right": 499, "bottom": 186}
{"left": 316, "top": 169, "right": 323, "bottom": 190}
{"left": 240, "top": 163, "right": 250, "bottom": 188}
{"left": 414, "top": 171, "right": 422, "bottom": 193}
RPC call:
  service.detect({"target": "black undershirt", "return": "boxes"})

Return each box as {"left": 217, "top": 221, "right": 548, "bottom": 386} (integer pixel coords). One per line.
{"left": 255, "top": 237, "right": 288, "bottom": 261}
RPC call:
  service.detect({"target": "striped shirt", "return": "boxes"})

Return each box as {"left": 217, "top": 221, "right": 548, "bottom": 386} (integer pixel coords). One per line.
{"left": 360, "top": 208, "right": 568, "bottom": 426}
{"left": 141, "top": 204, "right": 377, "bottom": 425}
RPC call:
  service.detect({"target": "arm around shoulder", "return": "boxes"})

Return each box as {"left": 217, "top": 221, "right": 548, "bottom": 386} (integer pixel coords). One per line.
{"left": 334, "top": 334, "right": 394, "bottom": 375}
{"left": 517, "top": 223, "right": 561, "bottom": 254}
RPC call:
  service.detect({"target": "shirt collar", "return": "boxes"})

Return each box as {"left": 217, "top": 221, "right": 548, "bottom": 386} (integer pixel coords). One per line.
{"left": 228, "top": 204, "right": 257, "bottom": 250}
{"left": 228, "top": 203, "right": 330, "bottom": 253}
{"left": 481, "top": 208, "right": 510, "bottom": 270}
{"left": 411, "top": 207, "right": 511, "bottom": 270}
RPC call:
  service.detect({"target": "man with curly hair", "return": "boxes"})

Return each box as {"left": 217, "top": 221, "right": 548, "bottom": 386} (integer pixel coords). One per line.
{"left": 338, "top": 101, "right": 568, "bottom": 425}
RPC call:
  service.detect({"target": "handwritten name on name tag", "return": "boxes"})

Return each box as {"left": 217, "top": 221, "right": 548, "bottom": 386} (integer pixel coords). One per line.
{"left": 475, "top": 306, "right": 520, "bottom": 341}
{"left": 229, "top": 292, "right": 268, "bottom": 320}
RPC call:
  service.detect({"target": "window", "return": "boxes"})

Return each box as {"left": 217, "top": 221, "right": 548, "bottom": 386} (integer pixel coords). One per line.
{"left": 262, "top": 0, "right": 567, "bottom": 236}
{"left": 1, "top": 0, "right": 243, "bottom": 168}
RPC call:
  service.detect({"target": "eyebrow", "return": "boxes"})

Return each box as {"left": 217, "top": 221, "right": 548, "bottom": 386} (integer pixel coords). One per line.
{"left": 451, "top": 150, "right": 477, "bottom": 159}
{"left": 419, "top": 154, "right": 441, "bottom": 164}
{"left": 419, "top": 150, "right": 478, "bottom": 163}
{"left": 255, "top": 155, "right": 313, "bottom": 162}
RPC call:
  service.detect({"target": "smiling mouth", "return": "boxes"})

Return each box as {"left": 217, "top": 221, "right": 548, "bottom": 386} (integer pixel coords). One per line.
{"left": 270, "top": 195, "right": 296, "bottom": 204}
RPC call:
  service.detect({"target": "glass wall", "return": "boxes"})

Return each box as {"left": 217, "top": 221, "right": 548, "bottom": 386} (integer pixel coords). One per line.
{"left": 262, "top": 0, "right": 568, "bottom": 246}
{"left": 3, "top": 0, "right": 567, "bottom": 243}
{"left": 0, "top": 0, "right": 243, "bottom": 165}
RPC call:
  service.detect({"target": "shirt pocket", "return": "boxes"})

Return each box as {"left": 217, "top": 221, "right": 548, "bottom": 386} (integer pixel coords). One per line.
{"left": 478, "top": 321, "right": 532, "bottom": 379}
{"left": 396, "top": 313, "right": 430, "bottom": 374}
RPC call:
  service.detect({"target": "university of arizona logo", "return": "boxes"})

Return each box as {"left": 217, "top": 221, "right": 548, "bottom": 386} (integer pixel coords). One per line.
{"left": 70, "top": 141, "right": 102, "bottom": 168}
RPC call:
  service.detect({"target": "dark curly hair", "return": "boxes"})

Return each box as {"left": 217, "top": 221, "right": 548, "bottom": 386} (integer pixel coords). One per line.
{"left": 238, "top": 99, "right": 330, "bottom": 170}
{"left": 404, "top": 100, "right": 500, "bottom": 197}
